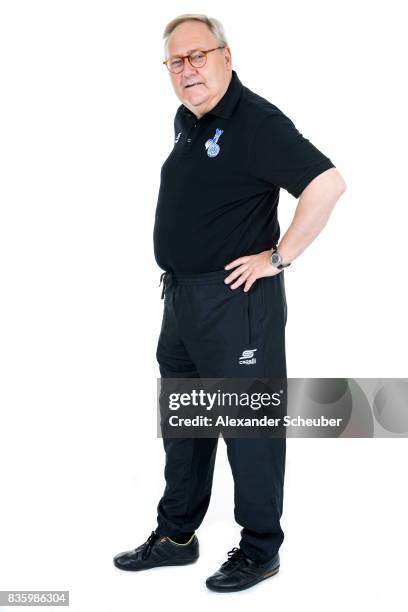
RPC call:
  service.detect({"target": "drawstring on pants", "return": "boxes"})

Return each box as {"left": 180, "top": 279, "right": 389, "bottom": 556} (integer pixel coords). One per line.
{"left": 159, "top": 271, "right": 170, "bottom": 299}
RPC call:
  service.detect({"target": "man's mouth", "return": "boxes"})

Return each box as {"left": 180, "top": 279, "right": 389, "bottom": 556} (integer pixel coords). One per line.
{"left": 185, "top": 82, "right": 204, "bottom": 89}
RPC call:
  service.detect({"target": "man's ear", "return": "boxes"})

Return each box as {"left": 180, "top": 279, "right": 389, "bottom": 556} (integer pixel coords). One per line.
{"left": 224, "top": 46, "right": 232, "bottom": 68}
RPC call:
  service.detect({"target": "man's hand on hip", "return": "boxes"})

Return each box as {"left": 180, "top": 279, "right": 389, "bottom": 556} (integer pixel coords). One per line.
{"left": 224, "top": 249, "right": 281, "bottom": 292}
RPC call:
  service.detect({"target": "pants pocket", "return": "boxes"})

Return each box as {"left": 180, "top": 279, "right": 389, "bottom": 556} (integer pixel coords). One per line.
{"left": 243, "top": 282, "right": 264, "bottom": 347}
{"left": 244, "top": 291, "right": 252, "bottom": 346}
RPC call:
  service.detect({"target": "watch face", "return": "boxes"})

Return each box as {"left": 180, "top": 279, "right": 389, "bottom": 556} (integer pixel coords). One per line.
{"left": 271, "top": 253, "right": 281, "bottom": 265}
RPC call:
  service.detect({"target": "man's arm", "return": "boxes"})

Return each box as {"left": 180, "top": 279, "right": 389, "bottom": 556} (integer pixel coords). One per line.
{"left": 224, "top": 167, "right": 346, "bottom": 291}
{"left": 276, "top": 167, "right": 346, "bottom": 266}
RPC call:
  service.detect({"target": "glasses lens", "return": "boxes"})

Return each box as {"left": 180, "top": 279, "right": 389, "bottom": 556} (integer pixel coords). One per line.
{"left": 190, "top": 51, "right": 206, "bottom": 68}
{"left": 168, "top": 58, "right": 184, "bottom": 73}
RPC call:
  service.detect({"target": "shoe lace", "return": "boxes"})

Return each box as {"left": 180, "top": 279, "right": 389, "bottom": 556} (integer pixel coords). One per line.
{"left": 221, "top": 547, "right": 246, "bottom": 570}
{"left": 141, "top": 530, "right": 160, "bottom": 560}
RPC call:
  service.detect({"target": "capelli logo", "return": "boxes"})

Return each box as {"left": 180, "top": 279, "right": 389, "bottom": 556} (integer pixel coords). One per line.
{"left": 239, "top": 349, "right": 257, "bottom": 365}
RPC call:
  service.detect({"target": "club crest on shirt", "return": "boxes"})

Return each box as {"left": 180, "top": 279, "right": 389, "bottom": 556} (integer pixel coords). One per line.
{"left": 205, "top": 128, "right": 224, "bottom": 157}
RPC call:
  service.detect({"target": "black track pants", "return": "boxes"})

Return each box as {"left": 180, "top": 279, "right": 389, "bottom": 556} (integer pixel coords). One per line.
{"left": 155, "top": 268, "right": 287, "bottom": 563}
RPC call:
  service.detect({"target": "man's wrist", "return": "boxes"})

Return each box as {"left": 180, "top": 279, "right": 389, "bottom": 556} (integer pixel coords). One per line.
{"left": 270, "top": 245, "right": 291, "bottom": 270}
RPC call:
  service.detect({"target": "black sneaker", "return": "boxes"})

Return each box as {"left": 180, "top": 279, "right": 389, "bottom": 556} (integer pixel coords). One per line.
{"left": 113, "top": 530, "right": 199, "bottom": 571}
{"left": 205, "top": 547, "right": 280, "bottom": 592}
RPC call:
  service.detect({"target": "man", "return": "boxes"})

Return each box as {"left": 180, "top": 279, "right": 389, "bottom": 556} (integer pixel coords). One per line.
{"left": 114, "top": 13, "right": 346, "bottom": 592}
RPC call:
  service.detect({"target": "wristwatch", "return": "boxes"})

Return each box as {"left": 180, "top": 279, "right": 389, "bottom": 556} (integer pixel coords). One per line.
{"left": 270, "top": 246, "right": 291, "bottom": 270}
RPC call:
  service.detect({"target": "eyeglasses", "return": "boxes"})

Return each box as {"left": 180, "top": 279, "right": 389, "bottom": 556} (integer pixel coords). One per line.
{"left": 163, "top": 46, "right": 225, "bottom": 74}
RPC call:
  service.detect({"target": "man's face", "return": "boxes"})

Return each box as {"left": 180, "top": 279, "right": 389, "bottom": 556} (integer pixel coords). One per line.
{"left": 165, "top": 21, "right": 232, "bottom": 118}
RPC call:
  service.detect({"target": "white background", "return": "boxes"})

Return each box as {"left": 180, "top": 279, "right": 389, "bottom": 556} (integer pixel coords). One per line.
{"left": 0, "top": 1, "right": 407, "bottom": 611}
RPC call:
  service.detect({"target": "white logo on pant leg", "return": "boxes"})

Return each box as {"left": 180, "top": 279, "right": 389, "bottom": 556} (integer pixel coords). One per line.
{"left": 239, "top": 348, "right": 257, "bottom": 365}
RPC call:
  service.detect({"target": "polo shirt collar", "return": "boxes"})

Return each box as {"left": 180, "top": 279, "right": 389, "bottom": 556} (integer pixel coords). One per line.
{"left": 182, "top": 70, "right": 243, "bottom": 120}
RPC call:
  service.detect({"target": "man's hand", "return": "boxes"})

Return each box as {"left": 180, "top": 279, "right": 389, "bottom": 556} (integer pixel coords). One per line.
{"left": 224, "top": 249, "right": 281, "bottom": 292}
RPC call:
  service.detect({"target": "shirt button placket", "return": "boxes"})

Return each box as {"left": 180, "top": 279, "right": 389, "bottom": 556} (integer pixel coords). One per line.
{"left": 186, "top": 119, "right": 199, "bottom": 148}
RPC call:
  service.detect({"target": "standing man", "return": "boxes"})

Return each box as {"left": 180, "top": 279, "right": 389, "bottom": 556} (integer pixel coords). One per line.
{"left": 114, "top": 13, "right": 346, "bottom": 592}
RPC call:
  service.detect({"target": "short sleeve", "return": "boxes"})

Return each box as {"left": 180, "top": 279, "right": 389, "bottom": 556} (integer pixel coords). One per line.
{"left": 249, "top": 111, "right": 335, "bottom": 198}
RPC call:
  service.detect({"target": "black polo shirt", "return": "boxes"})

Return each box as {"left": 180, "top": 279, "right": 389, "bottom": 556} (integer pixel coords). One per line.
{"left": 153, "top": 69, "right": 335, "bottom": 274}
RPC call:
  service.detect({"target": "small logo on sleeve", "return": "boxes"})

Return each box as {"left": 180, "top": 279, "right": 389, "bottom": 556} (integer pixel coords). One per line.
{"left": 239, "top": 349, "right": 257, "bottom": 365}
{"left": 205, "top": 128, "right": 224, "bottom": 157}
{"left": 175, "top": 131, "right": 182, "bottom": 144}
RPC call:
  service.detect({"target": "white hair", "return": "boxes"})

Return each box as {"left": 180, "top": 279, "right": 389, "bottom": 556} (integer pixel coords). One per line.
{"left": 163, "top": 13, "right": 228, "bottom": 58}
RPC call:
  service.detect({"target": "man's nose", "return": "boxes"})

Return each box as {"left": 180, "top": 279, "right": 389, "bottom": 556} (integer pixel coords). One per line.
{"left": 181, "top": 58, "right": 198, "bottom": 79}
